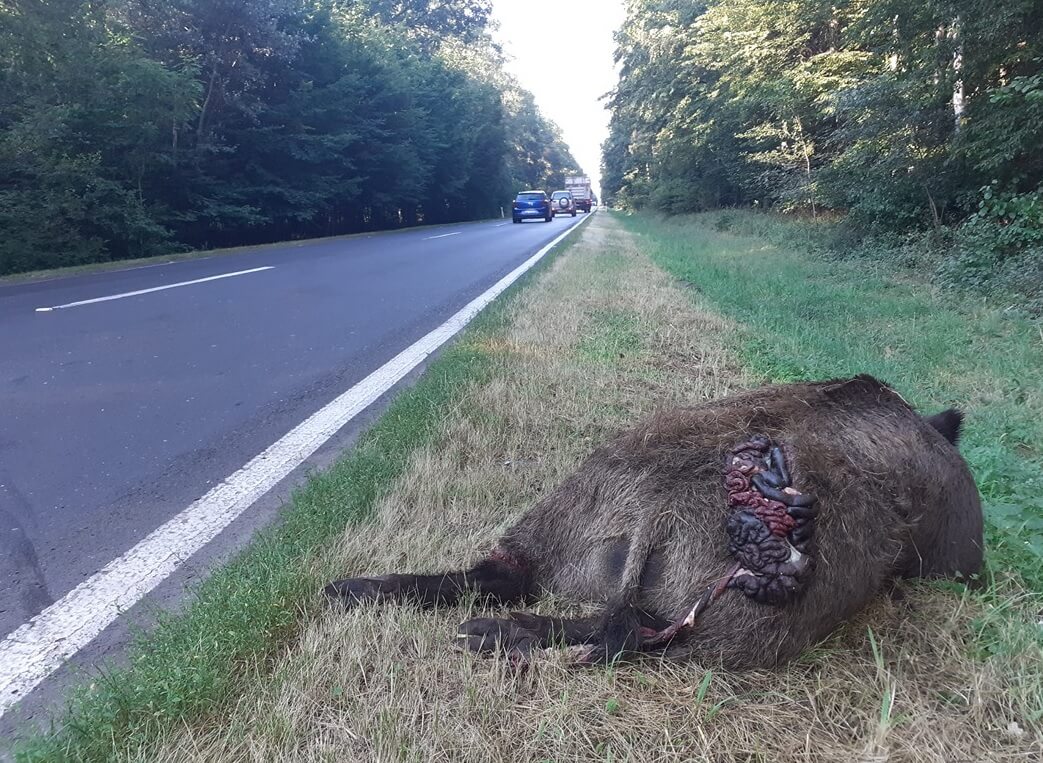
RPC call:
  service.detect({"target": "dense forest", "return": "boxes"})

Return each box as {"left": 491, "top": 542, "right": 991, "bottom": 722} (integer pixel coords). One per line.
{"left": 603, "top": 0, "right": 1043, "bottom": 309}
{"left": 0, "top": 0, "right": 581, "bottom": 274}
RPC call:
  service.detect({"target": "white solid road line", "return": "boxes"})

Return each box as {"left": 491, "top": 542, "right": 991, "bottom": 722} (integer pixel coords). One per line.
{"left": 422, "top": 231, "right": 462, "bottom": 240}
{"left": 33, "top": 266, "right": 275, "bottom": 312}
{"left": 0, "top": 210, "right": 595, "bottom": 718}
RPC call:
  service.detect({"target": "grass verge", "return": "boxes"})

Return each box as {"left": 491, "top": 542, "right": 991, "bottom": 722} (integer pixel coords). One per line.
{"left": 10, "top": 220, "right": 580, "bottom": 762}
{"left": 690, "top": 208, "right": 1043, "bottom": 317}
{"left": 132, "top": 213, "right": 1040, "bottom": 761}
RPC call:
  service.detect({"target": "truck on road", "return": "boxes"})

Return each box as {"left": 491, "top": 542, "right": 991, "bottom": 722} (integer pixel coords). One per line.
{"left": 565, "top": 175, "right": 593, "bottom": 213}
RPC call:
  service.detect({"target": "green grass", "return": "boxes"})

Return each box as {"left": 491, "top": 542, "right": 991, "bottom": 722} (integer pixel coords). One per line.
{"left": 617, "top": 210, "right": 1043, "bottom": 590}
{"left": 11, "top": 226, "right": 584, "bottom": 762}
{"left": 576, "top": 309, "right": 642, "bottom": 365}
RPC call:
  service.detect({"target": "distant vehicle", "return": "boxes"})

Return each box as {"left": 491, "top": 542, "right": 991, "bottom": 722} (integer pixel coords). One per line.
{"left": 512, "top": 190, "right": 553, "bottom": 223}
{"left": 565, "top": 175, "right": 593, "bottom": 212}
{"left": 550, "top": 190, "right": 576, "bottom": 217}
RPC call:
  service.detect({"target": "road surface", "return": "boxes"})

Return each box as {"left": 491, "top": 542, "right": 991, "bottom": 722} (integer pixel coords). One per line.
{"left": 0, "top": 212, "right": 589, "bottom": 730}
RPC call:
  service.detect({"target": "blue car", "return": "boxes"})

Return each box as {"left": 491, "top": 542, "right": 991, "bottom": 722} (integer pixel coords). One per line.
{"left": 512, "top": 190, "right": 553, "bottom": 223}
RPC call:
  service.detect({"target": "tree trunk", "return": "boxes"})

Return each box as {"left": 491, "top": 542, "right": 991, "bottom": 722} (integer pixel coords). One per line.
{"left": 950, "top": 16, "right": 965, "bottom": 132}
{"left": 924, "top": 184, "right": 941, "bottom": 230}
{"left": 196, "top": 64, "right": 220, "bottom": 141}
{"left": 196, "top": 21, "right": 234, "bottom": 142}
{"left": 888, "top": 13, "right": 900, "bottom": 71}
{"left": 795, "top": 117, "right": 817, "bottom": 218}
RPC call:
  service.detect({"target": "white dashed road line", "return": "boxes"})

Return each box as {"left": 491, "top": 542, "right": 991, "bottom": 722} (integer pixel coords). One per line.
{"left": 34, "top": 266, "right": 275, "bottom": 312}
{"left": 0, "top": 211, "right": 594, "bottom": 718}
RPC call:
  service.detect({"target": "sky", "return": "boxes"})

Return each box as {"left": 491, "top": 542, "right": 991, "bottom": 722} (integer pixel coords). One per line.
{"left": 490, "top": 0, "right": 627, "bottom": 198}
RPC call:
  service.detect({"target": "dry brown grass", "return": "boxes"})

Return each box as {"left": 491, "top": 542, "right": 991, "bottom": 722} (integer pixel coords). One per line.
{"left": 150, "top": 214, "right": 1043, "bottom": 762}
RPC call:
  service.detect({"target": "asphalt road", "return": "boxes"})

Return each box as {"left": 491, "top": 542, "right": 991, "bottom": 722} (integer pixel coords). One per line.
{"left": 0, "top": 214, "right": 585, "bottom": 660}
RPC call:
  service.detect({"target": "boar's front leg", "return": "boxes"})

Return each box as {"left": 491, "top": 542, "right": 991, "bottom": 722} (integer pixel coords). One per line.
{"left": 324, "top": 547, "right": 533, "bottom": 609}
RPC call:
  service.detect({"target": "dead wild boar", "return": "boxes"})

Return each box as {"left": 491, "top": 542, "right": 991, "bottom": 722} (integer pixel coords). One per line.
{"left": 325, "top": 375, "right": 983, "bottom": 668}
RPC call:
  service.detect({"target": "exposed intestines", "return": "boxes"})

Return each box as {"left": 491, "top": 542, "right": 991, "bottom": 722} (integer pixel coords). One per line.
{"left": 723, "top": 436, "right": 817, "bottom": 605}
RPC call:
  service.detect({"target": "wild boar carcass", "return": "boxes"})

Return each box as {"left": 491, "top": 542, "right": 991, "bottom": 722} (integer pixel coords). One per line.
{"left": 325, "top": 375, "right": 983, "bottom": 668}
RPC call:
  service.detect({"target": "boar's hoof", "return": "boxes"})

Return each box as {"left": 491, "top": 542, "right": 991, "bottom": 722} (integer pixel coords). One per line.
{"left": 323, "top": 575, "right": 400, "bottom": 608}
{"left": 573, "top": 644, "right": 623, "bottom": 667}
{"left": 456, "top": 617, "right": 537, "bottom": 672}
{"left": 572, "top": 634, "right": 655, "bottom": 667}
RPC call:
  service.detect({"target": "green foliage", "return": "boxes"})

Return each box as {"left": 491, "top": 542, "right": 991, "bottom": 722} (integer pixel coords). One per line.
{"left": 943, "top": 186, "right": 1043, "bottom": 312}
{"left": 364, "top": 0, "right": 493, "bottom": 46}
{"left": 0, "top": 0, "right": 581, "bottom": 275}
{"left": 972, "top": 184, "right": 1043, "bottom": 245}
{"left": 502, "top": 85, "right": 583, "bottom": 193}
{"left": 604, "top": 0, "right": 1043, "bottom": 221}
{"left": 603, "top": 0, "right": 1043, "bottom": 307}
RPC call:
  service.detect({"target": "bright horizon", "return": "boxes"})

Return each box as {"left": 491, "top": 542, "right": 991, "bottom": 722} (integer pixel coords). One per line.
{"left": 491, "top": 0, "right": 626, "bottom": 198}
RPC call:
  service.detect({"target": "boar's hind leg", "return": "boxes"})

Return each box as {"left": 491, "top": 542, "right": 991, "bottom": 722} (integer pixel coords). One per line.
{"left": 324, "top": 552, "right": 532, "bottom": 609}
{"left": 456, "top": 617, "right": 543, "bottom": 668}
{"left": 458, "top": 612, "right": 601, "bottom": 652}
{"left": 457, "top": 610, "right": 667, "bottom": 668}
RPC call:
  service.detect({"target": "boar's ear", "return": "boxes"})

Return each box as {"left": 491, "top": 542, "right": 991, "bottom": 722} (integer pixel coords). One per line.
{"left": 925, "top": 408, "right": 963, "bottom": 446}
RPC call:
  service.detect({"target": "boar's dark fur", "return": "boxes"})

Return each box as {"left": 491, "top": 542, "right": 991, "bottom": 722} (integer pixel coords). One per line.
{"left": 326, "top": 375, "right": 983, "bottom": 669}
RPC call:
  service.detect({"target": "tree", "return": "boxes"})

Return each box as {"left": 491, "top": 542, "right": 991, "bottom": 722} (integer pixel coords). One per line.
{"left": 0, "top": 0, "right": 197, "bottom": 270}
{"left": 0, "top": 0, "right": 585, "bottom": 274}
{"left": 604, "top": 0, "right": 1043, "bottom": 238}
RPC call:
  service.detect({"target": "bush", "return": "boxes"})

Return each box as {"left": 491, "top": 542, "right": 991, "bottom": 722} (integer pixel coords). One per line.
{"left": 927, "top": 185, "right": 1043, "bottom": 313}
